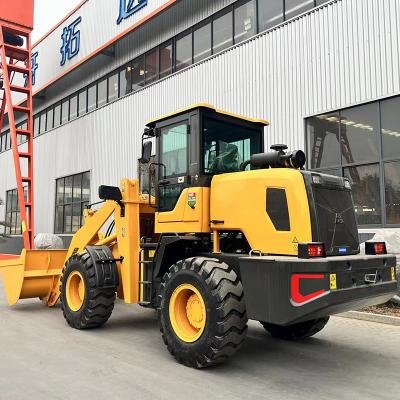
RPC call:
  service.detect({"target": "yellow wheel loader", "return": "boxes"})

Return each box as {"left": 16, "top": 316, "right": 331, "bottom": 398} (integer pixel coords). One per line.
{"left": 0, "top": 104, "right": 398, "bottom": 368}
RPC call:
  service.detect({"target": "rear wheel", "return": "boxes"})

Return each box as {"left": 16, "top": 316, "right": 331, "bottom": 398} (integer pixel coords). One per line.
{"left": 159, "top": 257, "right": 248, "bottom": 368}
{"left": 260, "top": 317, "right": 330, "bottom": 340}
{"left": 61, "top": 253, "right": 116, "bottom": 329}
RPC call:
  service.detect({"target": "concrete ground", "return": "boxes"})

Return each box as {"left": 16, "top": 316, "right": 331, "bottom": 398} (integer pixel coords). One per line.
{"left": 0, "top": 281, "right": 399, "bottom": 400}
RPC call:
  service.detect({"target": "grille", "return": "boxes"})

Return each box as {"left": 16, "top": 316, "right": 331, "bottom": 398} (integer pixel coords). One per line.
{"left": 313, "top": 186, "right": 359, "bottom": 255}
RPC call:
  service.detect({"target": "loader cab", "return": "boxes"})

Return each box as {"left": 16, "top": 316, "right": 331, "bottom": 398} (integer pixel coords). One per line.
{"left": 144, "top": 104, "right": 268, "bottom": 218}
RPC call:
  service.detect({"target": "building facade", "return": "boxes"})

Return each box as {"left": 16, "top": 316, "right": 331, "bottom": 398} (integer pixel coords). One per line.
{"left": 1, "top": 0, "right": 400, "bottom": 251}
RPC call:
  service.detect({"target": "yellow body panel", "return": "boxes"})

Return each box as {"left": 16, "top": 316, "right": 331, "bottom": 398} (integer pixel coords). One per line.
{"left": 155, "top": 187, "right": 211, "bottom": 234}
{"left": 210, "top": 169, "right": 313, "bottom": 255}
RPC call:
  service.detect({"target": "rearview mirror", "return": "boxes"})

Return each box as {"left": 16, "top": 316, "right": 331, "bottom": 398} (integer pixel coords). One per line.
{"left": 139, "top": 141, "right": 152, "bottom": 164}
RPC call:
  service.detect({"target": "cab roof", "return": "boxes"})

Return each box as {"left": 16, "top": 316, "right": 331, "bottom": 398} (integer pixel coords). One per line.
{"left": 146, "top": 103, "right": 269, "bottom": 127}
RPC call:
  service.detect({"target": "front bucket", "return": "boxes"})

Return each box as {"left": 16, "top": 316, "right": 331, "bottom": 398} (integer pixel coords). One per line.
{"left": 0, "top": 249, "right": 67, "bottom": 305}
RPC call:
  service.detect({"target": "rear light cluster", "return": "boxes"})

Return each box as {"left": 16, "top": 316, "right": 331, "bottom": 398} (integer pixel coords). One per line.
{"left": 365, "top": 242, "right": 387, "bottom": 255}
{"left": 298, "top": 243, "right": 326, "bottom": 259}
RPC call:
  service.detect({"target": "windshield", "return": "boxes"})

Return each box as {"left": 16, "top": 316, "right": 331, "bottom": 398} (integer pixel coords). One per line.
{"left": 203, "top": 117, "right": 262, "bottom": 174}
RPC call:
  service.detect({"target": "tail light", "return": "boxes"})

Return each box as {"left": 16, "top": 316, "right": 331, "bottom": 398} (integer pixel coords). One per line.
{"left": 298, "top": 243, "right": 326, "bottom": 259}
{"left": 365, "top": 242, "right": 387, "bottom": 255}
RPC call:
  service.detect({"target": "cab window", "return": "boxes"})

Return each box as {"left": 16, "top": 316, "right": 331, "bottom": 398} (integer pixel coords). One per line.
{"left": 203, "top": 117, "right": 262, "bottom": 174}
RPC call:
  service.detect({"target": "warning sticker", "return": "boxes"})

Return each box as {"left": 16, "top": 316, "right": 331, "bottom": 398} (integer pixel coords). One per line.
{"left": 188, "top": 192, "right": 196, "bottom": 208}
{"left": 292, "top": 237, "right": 299, "bottom": 252}
{"left": 330, "top": 274, "right": 337, "bottom": 290}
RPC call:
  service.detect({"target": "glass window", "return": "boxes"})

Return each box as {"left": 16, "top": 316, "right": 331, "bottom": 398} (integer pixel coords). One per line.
{"left": 340, "top": 103, "right": 379, "bottom": 165}
{"left": 213, "top": 9, "right": 233, "bottom": 53}
{"left": 108, "top": 72, "right": 118, "bottom": 102}
{"left": 39, "top": 111, "right": 46, "bottom": 134}
{"left": 46, "top": 107, "right": 54, "bottom": 130}
{"left": 193, "top": 21, "right": 211, "bottom": 63}
{"left": 203, "top": 117, "right": 262, "bottom": 174}
{"left": 54, "top": 171, "right": 90, "bottom": 234}
{"left": 69, "top": 94, "right": 78, "bottom": 120}
{"left": 61, "top": 98, "right": 69, "bottom": 124}
{"left": 234, "top": 0, "right": 256, "bottom": 44}
{"left": 97, "top": 78, "right": 107, "bottom": 108}
{"left": 87, "top": 84, "right": 96, "bottom": 112}
{"left": 33, "top": 115, "right": 40, "bottom": 136}
{"left": 307, "top": 113, "right": 340, "bottom": 169}
{"left": 159, "top": 41, "right": 173, "bottom": 78}
{"left": 53, "top": 103, "right": 61, "bottom": 128}
{"left": 119, "top": 62, "right": 132, "bottom": 96}
{"left": 381, "top": 97, "right": 400, "bottom": 160}
{"left": 132, "top": 56, "right": 145, "bottom": 91}
{"left": 285, "top": 0, "right": 315, "bottom": 20}
{"left": 258, "top": 0, "right": 284, "bottom": 31}
{"left": 175, "top": 31, "right": 192, "bottom": 71}
{"left": 384, "top": 161, "right": 400, "bottom": 225}
{"left": 344, "top": 164, "right": 381, "bottom": 226}
{"left": 4, "top": 188, "right": 27, "bottom": 235}
{"left": 145, "top": 49, "right": 158, "bottom": 84}
{"left": 78, "top": 89, "right": 87, "bottom": 116}
{"left": 161, "top": 124, "right": 188, "bottom": 177}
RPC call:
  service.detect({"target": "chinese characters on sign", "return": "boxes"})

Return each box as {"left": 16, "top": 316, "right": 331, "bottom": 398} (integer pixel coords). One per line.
{"left": 31, "top": 52, "right": 38, "bottom": 86}
{"left": 60, "top": 17, "right": 82, "bottom": 66}
{"left": 117, "top": 0, "right": 148, "bottom": 24}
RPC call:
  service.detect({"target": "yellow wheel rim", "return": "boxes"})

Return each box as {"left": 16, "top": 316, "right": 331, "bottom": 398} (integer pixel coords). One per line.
{"left": 169, "top": 283, "right": 207, "bottom": 343}
{"left": 66, "top": 271, "right": 86, "bottom": 312}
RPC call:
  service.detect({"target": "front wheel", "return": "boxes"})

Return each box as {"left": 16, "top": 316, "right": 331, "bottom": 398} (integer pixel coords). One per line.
{"left": 159, "top": 257, "right": 248, "bottom": 368}
{"left": 260, "top": 317, "right": 330, "bottom": 340}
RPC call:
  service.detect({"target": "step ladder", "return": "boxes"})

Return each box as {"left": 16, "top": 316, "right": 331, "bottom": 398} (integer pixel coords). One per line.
{"left": 0, "top": 22, "right": 34, "bottom": 249}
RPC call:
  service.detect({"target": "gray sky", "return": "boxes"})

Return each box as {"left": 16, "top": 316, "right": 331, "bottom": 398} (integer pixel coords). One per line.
{"left": 32, "top": 0, "right": 82, "bottom": 42}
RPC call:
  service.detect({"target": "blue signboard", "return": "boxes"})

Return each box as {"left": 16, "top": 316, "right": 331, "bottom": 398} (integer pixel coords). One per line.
{"left": 117, "top": 0, "right": 148, "bottom": 24}
{"left": 60, "top": 16, "right": 82, "bottom": 66}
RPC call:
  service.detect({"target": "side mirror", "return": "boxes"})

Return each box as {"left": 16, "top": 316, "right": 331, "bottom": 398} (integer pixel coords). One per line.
{"left": 139, "top": 141, "right": 152, "bottom": 164}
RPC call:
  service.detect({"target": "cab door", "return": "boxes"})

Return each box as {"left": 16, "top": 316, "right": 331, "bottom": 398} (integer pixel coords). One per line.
{"left": 157, "top": 119, "right": 190, "bottom": 220}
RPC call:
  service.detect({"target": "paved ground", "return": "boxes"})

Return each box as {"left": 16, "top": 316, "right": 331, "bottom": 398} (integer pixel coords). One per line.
{"left": 0, "top": 280, "right": 399, "bottom": 400}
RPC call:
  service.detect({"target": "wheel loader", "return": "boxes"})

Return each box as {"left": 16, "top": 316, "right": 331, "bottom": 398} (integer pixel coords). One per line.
{"left": 0, "top": 104, "right": 397, "bottom": 368}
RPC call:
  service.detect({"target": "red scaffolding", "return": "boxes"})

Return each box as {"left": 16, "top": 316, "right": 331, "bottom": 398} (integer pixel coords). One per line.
{"left": 0, "top": 0, "right": 35, "bottom": 249}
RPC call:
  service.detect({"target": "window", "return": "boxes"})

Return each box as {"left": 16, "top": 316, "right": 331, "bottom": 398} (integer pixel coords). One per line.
{"left": 97, "top": 78, "right": 107, "bottom": 108}
{"left": 213, "top": 9, "right": 233, "bottom": 53}
{"left": 53, "top": 103, "right": 61, "bottom": 128}
{"left": 259, "top": 0, "right": 284, "bottom": 31}
{"left": 55, "top": 171, "right": 90, "bottom": 234}
{"left": 119, "top": 62, "right": 133, "bottom": 96}
{"left": 78, "top": 88, "right": 87, "bottom": 116}
{"left": 285, "top": 0, "right": 315, "bottom": 20}
{"left": 203, "top": 117, "right": 262, "bottom": 174}
{"left": 5, "top": 188, "right": 27, "bottom": 235}
{"left": 307, "top": 113, "right": 340, "bottom": 169}
{"left": 145, "top": 49, "right": 158, "bottom": 84}
{"left": 46, "top": 107, "right": 54, "bottom": 130}
{"left": 87, "top": 84, "right": 96, "bottom": 112}
{"left": 33, "top": 115, "right": 40, "bottom": 136}
{"left": 193, "top": 21, "right": 211, "bottom": 63}
{"left": 340, "top": 103, "right": 379, "bottom": 165}
{"left": 159, "top": 41, "right": 173, "bottom": 78}
{"left": 161, "top": 124, "right": 188, "bottom": 177}
{"left": 108, "top": 71, "right": 119, "bottom": 102}
{"left": 381, "top": 96, "right": 400, "bottom": 160}
{"left": 344, "top": 164, "right": 381, "bottom": 226}
{"left": 266, "top": 188, "right": 290, "bottom": 231}
{"left": 39, "top": 111, "right": 46, "bottom": 135}
{"left": 384, "top": 161, "right": 400, "bottom": 225}
{"left": 70, "top": 94, "right": 78, "bottom": 120}
{"left": 132, "top": 56, "right": 145, "bottom": 91}
{"left": 234, "top": 0, "right": 256, "bottom": 44}
{"left": 61, "top": 98, "right": 69, "bottom": 124}
{"left": 175, "top": 31, "right": 192, "bottom": 71}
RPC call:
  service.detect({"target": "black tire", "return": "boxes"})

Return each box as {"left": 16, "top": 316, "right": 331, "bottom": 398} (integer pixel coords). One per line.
{"left": 60, "top": 253, "right": 116, "bottom": 329}
{"left": 261, "top": 317, "right": 330, "bottom": 340}
{"left": 159, "top": 257, "right": 248, "bottom": 368}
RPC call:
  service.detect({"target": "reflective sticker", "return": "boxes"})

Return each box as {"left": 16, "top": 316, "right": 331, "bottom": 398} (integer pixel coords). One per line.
{"left": 330, "top": 274, "right": 337, "bottom": 290}
{"left": 392, "top": 267, "right": 396, "bottom": 281}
